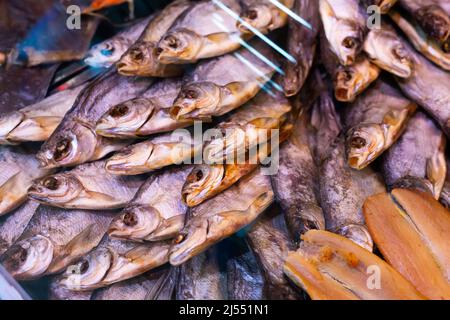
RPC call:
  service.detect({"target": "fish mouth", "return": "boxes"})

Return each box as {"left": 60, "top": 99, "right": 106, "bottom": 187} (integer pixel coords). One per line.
{"left": 95, "top": 99, "right": 155, "bottom": 138}
{"left": 346, "top": 125, "right": 385, "bottom": 170}
{"left": 238, "top": 6, "right": 273, "bottom": 33}
{"left": 108, "top": 205, "right": 161, "bottom": 241}
{"left": 105, "top": 143, "right": 154, "bottom": 175}
{"left": 59, "top": 249, "right": 112, "bottom": 291}
{"left": 182, "top": 165, "right": 225, "bottom": 207}
{"left": 1, "top": 235, "right": 54, "bottom": 280}
{"left": 169, "top": 221, "right": 209, "bottom": 266}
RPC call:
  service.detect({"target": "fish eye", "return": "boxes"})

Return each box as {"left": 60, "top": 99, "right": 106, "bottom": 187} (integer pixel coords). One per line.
{"left": 54, "top": 138, "right": 71, "bottom": 161}
{"left": 122, "top": 212, "right": 138, "bottom": 227}
{"left": 442, "top": 41, "right": 450, "bottom": 53}
{"left": 340, "top": 69, "right": 353, "bottom": 82}
{"left": 393, "top": 46, "right": 408, "bottom": 61}
{"left": 195, "top": 170, "right": 204, "bottom": 181}
{"left": 342, "top": 37, "right": 357, "bottom": 49}
{"left": 101, "top": 43, "right": 115, "bottom": 56}
{"left": 350, "top": 137, "right": 367, "bottom": 149}
{"left": 43, "top": 177, "right": 59, "bottom": 190}
{"left": 79, "top": 259, "right": 89, "bottom": 274}
{"left": 174, "top": 233, "right": 185, "bottom": 244}
{"left": 164, "top": 35, "right": 180, "bottom": 49}
{"left": 155, "top": 47, "right": 164, "bottom": 56}
{"left": 130, "top": 48, "right": 144, "bottom": 61}
{"left": 182, "top": 89, "right": 198, "bottom": 99}
{"left": 245, "top": 9, "right": 258, "bottom": 20}
{"left": 109, "top": 105, "right": 129, "bottom": 118}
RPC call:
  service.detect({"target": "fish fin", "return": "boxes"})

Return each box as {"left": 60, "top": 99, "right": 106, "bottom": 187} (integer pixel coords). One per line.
{"left": 7, "top": 116, "right": 62, "bottom": 141}
{"left": 48, "top": 224, "right": 102, "bottom": 273}
{"left": 205, "top": 32, "right": 235, "bottom": 44}
{"left": 84, "top": 190, "right": 118, "bottom": 205}
{"left": 382, "top": 106, "right": 415, "bottom": 146}
{"left": 426, "top": 138, "right": 447, "bottom": 199}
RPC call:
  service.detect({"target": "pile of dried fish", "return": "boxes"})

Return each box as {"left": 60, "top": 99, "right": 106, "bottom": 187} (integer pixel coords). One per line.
{"left": 1, "top": 0, "right": 450, "bottom": 300}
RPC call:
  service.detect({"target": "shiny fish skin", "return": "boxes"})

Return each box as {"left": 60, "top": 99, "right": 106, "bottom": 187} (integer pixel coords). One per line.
{"left": 344, "top": 79, "right": 417, "bottom": 170}
{"left": 0, "top": 85, "right": 86, "bottom": 144}
{"left": 271, "top": 104, "right": 324, "bottom": 242}
{"left": 108, "top": 166, "right": 191, "bottom": 242}
{"left": 176, "top": 245, "right": 227, "bottom": 300}
{"left": 382, "top": 112, "right": 447, "bottom": 199}
{"left": 319, "top": 0, "right": 366, "bottom": 66}
{"left": 117, "top": 0, "right": 192, "bottom": 77}
{"left": 169, "top": 39, "right": 278, "bottom": 121}
{"left": 0, "top": 146, "right": 53, "bottom": 216}
{"left": 399, "top": 0, "right": 450, "bottom": 44}
{"left": 0, "top": 200, "right": 39, "bottom": 255}
{"left": 28, "top": 160, "right": 146, "bottom": 210}
{"left": 85, "top": 16, "right": 154, "bottom": 69}
{"left": 156, "top": 0, "right": 244, "bottom": 64}
{"left": 395, "top": 36, "right": 450, "bottom": 138}
{"left": 319, "top": 136, "right": 386, "bottom": 251}
{"left": 105, "top": 131, "right": 201, "bottom": 176}
{"left": 363, "top": 22, "right": 413, "bottom": 78}
{"left": 282, "top": 0, "right": 320, "bottom": 96}
{"left": 238, "top": 0, "right": 295, "bottom": 35}
{"left": 284, "top": 230, "right": 425, "bottom": 300}
{"left": 95, "top": 78, "right": 192, "bottom": 139}
{"left": 0, "top": 206, "right": 115, "bottom": 280}
{"left": 247, "top": 207, "right": 303, "bottom": 300}
{"left": 390, "top": 10, "right": 450, "bottom": 71}
{"left": 92, "top": 266, "right": 178, "bottom": 300}
{"left": 169, "top": 169, "right": 274, "bottom": 266}
{"left": 37, "top": 69, "right": 154, "bottom": 169}
{"left": 58, "top": 236, "right": 170, "bottom": 290}
{"left": 226, "top": 238, "right": 265, "bottom": 300}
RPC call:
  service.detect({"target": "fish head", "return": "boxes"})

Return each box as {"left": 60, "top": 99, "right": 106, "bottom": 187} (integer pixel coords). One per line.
{"left": 58, "top": 249, "right": 112, "bottom": 290}
{"left": 335, "top": 67, "right": 363, "bottom": 102}
{"left": 96, "top": 98, "right": 156, "bottom": 138}
{"left": 416, "top": 5, "right": 450, "bottom": 43}
{"left": 105, "top": 142, "right": 154, "bottom": 175}
{"left": 117, "top": 41, "right": 158, "bottom": 76}
{"left": 108, "top": 204, "right": 162, "bottom": 240}
{"left": 170, "top": 82, "right": 221, "bottom": 120}
{"left": 28, "top": 173, "right": 83, "bottom": 205}
{"left": 182, "top": 165, "right": 225, "bottom": 207}
{"left": 84, "top": 38, "right": 129, "bottom": 68}
{"left": 36, "top": 123, "right": 97, "bottom": 168}
{"left": 345, "top": 124, "right": 385, "bottom": 170}
{"left": 331, "top": 21, "right": 364, "bottom": 65}
{"left": 156, "top": 29, "right": 203, "bottom": 64}
{"left": 238, "top": 4, "right": 274, "bottom": 34}
{"left": 0, "top": 111, "right": 23, "bottom": 143}
{"left": 169, "top": 219, "right": 209, "bottom": 266}
{"left": 1, "top": 235, "right": 54, "bottom": 280}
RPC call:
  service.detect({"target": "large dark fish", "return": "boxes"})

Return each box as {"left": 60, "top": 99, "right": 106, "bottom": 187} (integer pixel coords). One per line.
{"left": 247, "top": 206, "right": 303, "bottom": 300}
{"left": 36, "top": 69, "right": 154, "bottom": 169}
{"left": 28, "top": 160, "right": 146, "bottom": 210}
{"left": 176, "top": 245, "right": 227, "bottom": 300}
{"left": 320, "top": 136, "right": 386, "bottom": 251}
{"left": 117, "top": 0, "right": 192, "bottom": 77}
{"left": 284, "top": 230, "right": 425, "bottom": 300}
{"left": 156, "top": 0, "right": 245, "bottom": 64}
{"left": 271, "top": 99, "right": 324, "bottom": 242}
{"left": 319, "top": 0, "right": 367, "bottom": 66}
{"left": 57, "top": 236, "right": 170, "bottom": 290}
{"left": 0, "top": 85, "right": 86, "bottom": 144}
{"left": 226, "top": 237, "right": 265, "bottom": 300}
{"left": 0, "top": 146, "right": 53, "bottom": 216}
{"left": 170, "top": 168, "right": 274, "bottom": 266}
{"left": 85, "top": 15, "right": 154, "bottom": 69}
{"left": 169, "top": 40, "right": 279, "bottom": 121}
{"left": 282, "top": 0, "right": 320, "bottom": 96}
{"left": 95, "top": 78, "right": 191, "bottom": 139}
{"left": 344, "top": 79, "right": 417, "bottom": 170}
{"left": 0, "top": 206, "right": 115, "bottom": 280}
{"left": 108, "top": 166, "right": 191, "bottom": 242}
{"left": 92, "top": 266, "right": 178, "bottom": 300}
{"left": 382, "top": 112, "right": 447, "bottom": 199}
{"left": 0, "top": 200, "right": 39, "bottom": 255}
{"left": 238, "top": 0, "right": 295, "bottom": 35}
{"left": 395, "top": 35, "right": 450, "bottom": 138}
{"left": 399, "top": 0, "right": 450, "bottom": 45}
